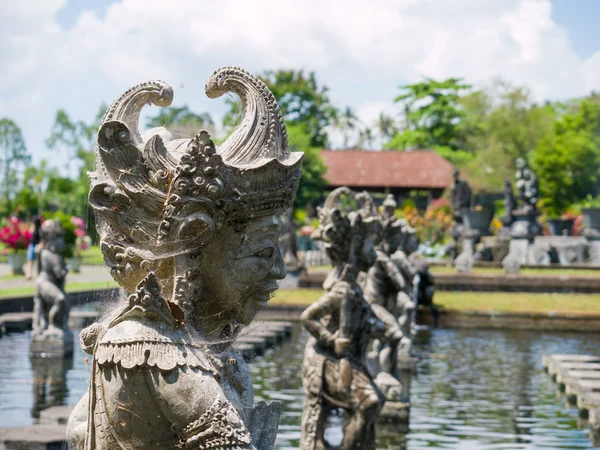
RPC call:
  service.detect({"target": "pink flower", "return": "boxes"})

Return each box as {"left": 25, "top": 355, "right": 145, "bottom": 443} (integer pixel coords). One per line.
{"left": 75, "top": 228, "right": 86, "bottom": 238}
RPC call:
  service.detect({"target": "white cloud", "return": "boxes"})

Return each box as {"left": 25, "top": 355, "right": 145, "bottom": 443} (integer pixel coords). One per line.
{"left": 0, "top": 0, "right": 599, "bottom": 167}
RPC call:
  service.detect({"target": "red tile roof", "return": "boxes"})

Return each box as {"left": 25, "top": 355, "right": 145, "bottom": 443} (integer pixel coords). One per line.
{"left": 321, "top": 149, "right": 454, "bottom": 189}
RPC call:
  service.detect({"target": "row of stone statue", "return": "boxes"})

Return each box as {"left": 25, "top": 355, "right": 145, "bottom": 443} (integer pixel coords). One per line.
{"left": 59, "top": 68, "right": 429, "bottom": 449}
{"left": 300, "top": 188, "right": 434, "bottom": 449}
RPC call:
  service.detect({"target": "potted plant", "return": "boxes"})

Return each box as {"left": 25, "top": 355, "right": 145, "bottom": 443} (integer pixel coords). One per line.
{"left": 461, "top": 206, "right": 493, "bottom": 236}
{"left": 0, "top": 217, "right": 32, "bottom": 275}
{"left": 580, "top": 195, "right": 600, "bottom": 233}
{"left": 69, "top": 216, "right": 91, "bottom": 273}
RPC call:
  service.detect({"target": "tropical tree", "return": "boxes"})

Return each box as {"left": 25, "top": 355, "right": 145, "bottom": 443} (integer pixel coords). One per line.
{"left": 0, "top": 118, "right": 30, "bottom": 213}
{"left": 224, "top": 69, "right": 338, "bottom": 147}
{"left": 533, "top": 95, "right": 600, "bottom": 217}
{"left": 335, "top": 106, "right": 361, "bottom": 148}
{"left": 286, "top": 124, "right": 327, "bottom": 211}
{"left": 146, "top": 106, "right": 215, "bottom": 138}
{"left": 460, "top": 81, "right": 557, "bottom": 191}
{"left": 376, "top": 113, "right": 397, "bottom": 140}
{"left": 385, "top": 77, "right": 471, "bottom": 151}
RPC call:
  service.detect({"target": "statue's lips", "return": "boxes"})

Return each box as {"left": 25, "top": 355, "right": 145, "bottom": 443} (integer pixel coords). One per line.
{"left": 248, "top": 282, "right": 279, "bottom": 308}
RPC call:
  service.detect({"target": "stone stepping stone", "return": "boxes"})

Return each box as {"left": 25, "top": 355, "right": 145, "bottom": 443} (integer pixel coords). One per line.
{"left": 68, "top": 310, "right": 100, "bottom": 328}
{"left": 39, "top": 405, "right": 74, "bottom": 425}
{"left": 0, "top": 424, "right": 66, "bottom": 449}
{"left": 544, "top": 354, "right": 600, "bottom": 376}
{"left": 234, "top": 343, "right": 258, "bottom": 362}
{"left": 236, "top": 337, "right": 266, "bottom": 356}
{"left": 552, "top": 362, "right": 600, "bottom": 378}
{"left": 0, "top": 312, "right": 33, "bottom": 332}
{"left": 577, "top": 391, "right": 600, "bottom": 412}
{"left": 259, "top": 321, "right": 293, "bottom": 337}
{"left": 558, "top": 368, "right": 600, "bottom": 385}
{"left": 247, "top": 329, "right": 280, "bottom": 347}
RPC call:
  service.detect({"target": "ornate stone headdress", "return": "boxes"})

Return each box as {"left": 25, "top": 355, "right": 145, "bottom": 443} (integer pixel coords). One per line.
{"left": 311, "top": 187, "right": 380, "bottom": 264}
{"left": 89, "top": 67, "right": 303, "bottom": 291}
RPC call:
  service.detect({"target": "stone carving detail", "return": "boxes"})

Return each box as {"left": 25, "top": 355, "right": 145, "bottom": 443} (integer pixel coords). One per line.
{"left": 31, "top": 219, "right": 73, "bottom": 357}
{"left": 501, "top": 179, "right": 516, "bottom": 228}
{"left": 515, "top": 157, "right": 539, "bottom": 212}
{"left": 300, "top": 187, "right": 385, "bottom": 450}
{"left": 67, "top": 66, "right": 302, "bottom": 449}
{"left": 363, "top": 195, "right": 416, "bottom": 370}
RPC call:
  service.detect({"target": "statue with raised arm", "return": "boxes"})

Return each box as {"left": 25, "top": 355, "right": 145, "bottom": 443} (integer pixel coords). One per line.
{"left": 66, "top": 67, "right": 303, "bottom": 449}
{"left": 300, "top": 188, "right": 387, "bottom": 450}
{"left": 30, "top": 219, "right": 73, "bottom": 357}
{"left": 515, "top": 157, "right": 539, "bottom": 212}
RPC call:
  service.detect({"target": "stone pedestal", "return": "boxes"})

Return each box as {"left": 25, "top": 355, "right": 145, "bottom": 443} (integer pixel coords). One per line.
{"left": 30, "top": 330, "right": 74, "bottom": 358}
{"left": 510, "top": 210, "right": 542, "bottom": 239}
{"left": 588, "top": 240, "right": 600, "bottom": 266}
{"left": 478, "top": 235, "right": 511, "bottom": 262}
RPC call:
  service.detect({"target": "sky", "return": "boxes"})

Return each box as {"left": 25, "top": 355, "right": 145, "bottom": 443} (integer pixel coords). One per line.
{"left": 1, "top": 0, "right": 600, "bottom": 173}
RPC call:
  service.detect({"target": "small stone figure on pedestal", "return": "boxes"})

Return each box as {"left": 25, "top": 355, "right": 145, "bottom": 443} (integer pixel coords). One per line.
{"left": 515, "top": 157, "right": 539, "bottom": 212}
{"left": 501, "top": 179, "right": 516, "bottom": 231}
{"left": 300, "top": 188, "right": 386, "bottom": 450}
{"left": 67, "top": 67, "right": 302, "bottom": 449}
{"left": 510, "top": 157, "right": 542, "bottom": 238}
{"left": 449, "top": 168, "right": 472, "bottom": 260}
{"left": 30, "top": 219, "right": 73, "bottom": 358}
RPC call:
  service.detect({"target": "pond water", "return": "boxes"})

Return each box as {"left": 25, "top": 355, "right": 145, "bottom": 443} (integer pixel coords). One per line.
{"left": 0, "top": 324, "right": 598, "bottom": 449}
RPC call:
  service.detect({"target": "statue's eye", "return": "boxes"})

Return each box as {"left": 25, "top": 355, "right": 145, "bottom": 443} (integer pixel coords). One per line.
{"left": 253, "top": 247, "right": 274, "bottom": 259}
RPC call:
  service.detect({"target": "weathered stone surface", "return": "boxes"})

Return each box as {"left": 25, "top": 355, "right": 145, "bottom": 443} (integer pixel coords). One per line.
{"left": 0, "top": 312, "right": 32, "bottom": 332}
{"left": 0, "top": 425, "right": 66, "bottom": 450}
{"left": 300, "top": 188, "right": 386, "bottom": 450}
{"left": 31, "top": 220, "right": 73, "bottom": 358}
{"left": 39, "top": 406, "right": 74, "bottom": 425}
{"left": 67, "top": 67, "right": 303, "bottom": 449}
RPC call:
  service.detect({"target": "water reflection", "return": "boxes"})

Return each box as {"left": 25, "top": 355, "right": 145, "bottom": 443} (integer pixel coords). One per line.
{"left": 0, "top": 325, "right": 598, "bottom": 449}
{"left": 30, "top": 356, "right": 72, "bottom": 418}
{"left": 251, "top": 326, "right": 599, "bottom": 450}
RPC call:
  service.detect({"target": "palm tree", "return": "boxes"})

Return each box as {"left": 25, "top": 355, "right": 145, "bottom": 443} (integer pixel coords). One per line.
{"left": 376, "top": 113, "right": 397, "bottom": 140}
{"left": 357, "top": 127, "right": 375, "bottom": 149}
{"left": 335, "top": 106, "right": 361, "bottom": 148}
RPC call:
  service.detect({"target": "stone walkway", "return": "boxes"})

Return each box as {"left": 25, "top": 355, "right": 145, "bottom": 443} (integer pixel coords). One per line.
{"left": 0, "top": 264, "right": 113, "bottom": 290}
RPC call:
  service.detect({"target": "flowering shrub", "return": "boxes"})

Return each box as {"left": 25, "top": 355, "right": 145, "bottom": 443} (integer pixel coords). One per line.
{"left": 71, "top": 216, "right": 92, "bottom": 258}
{"left": 401, "top": 199, "right": 453, "bottom": 246}
{"left": 0, "top": 217, "right": 32, "bottom": 252}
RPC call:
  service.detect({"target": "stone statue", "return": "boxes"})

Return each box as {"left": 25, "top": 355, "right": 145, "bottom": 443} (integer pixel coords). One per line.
{"left": 363, "top": 195, "right": 416, "bottom": 371}
{"left": 451, "top": 168, "right": 472, "bottom": 220}
{"left": 300, "top": 187, "right": 386, "bottom": 450}
{"left": 515, "top": 157, "right": 539, "bottom": 212}
{"left": 30, "top": 219, "right": 73, "bottom": 357}
{"left": 279, "top": 208, "right": 300, "bottom": 271}
{"left": 67, "top": 67, "right": 303, "bottom": 449}
{"left": 501, "top": 179, "right": 516, "bottom": 228}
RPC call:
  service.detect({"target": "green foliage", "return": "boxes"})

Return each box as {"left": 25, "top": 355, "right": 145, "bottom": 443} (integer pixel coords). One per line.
{"left": 387, "top": 78, "right": 471, "bottom": 151}
{"left": 286, "top": 124, "right": 327, "bottom": 211}
{"left": 460, "top": 82, "right": 557, "bottom": 191}
{"left": 46, "top": 211, "right": 76, "bottom": 258}
{"left": 224, "top": 70, "right": 337, "bottom": 147}
{"left": 578, "top": 194, "right": 600, "bottom": 209}
{"left": 533, "top": 96, "right": 600, "bottom": 218}
{"left": 44, "top": 106, "right": 106, "bottom": 220}
{"left": 0, "top": 118, "right": 30, "bottom": 213}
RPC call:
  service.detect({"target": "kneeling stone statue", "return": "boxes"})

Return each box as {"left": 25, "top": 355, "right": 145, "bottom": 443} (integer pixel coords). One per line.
{"left": 31, "top": 219, "right": 73, "bottom": 357}
{"left": 67, "top": 67, "right": 303, "bottom": 449}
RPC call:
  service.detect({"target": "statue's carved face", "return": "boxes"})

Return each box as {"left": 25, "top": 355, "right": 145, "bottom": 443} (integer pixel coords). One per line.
{"left": 198, "top": 215, "right": 286, "bottom": 327}
{"left": 358, "top": 234, "right": 377, "bottom": 272}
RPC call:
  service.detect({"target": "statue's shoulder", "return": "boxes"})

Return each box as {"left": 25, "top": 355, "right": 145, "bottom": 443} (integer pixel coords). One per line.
{"left": 81, "top": 311, "right": 221, "bottom": 376}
